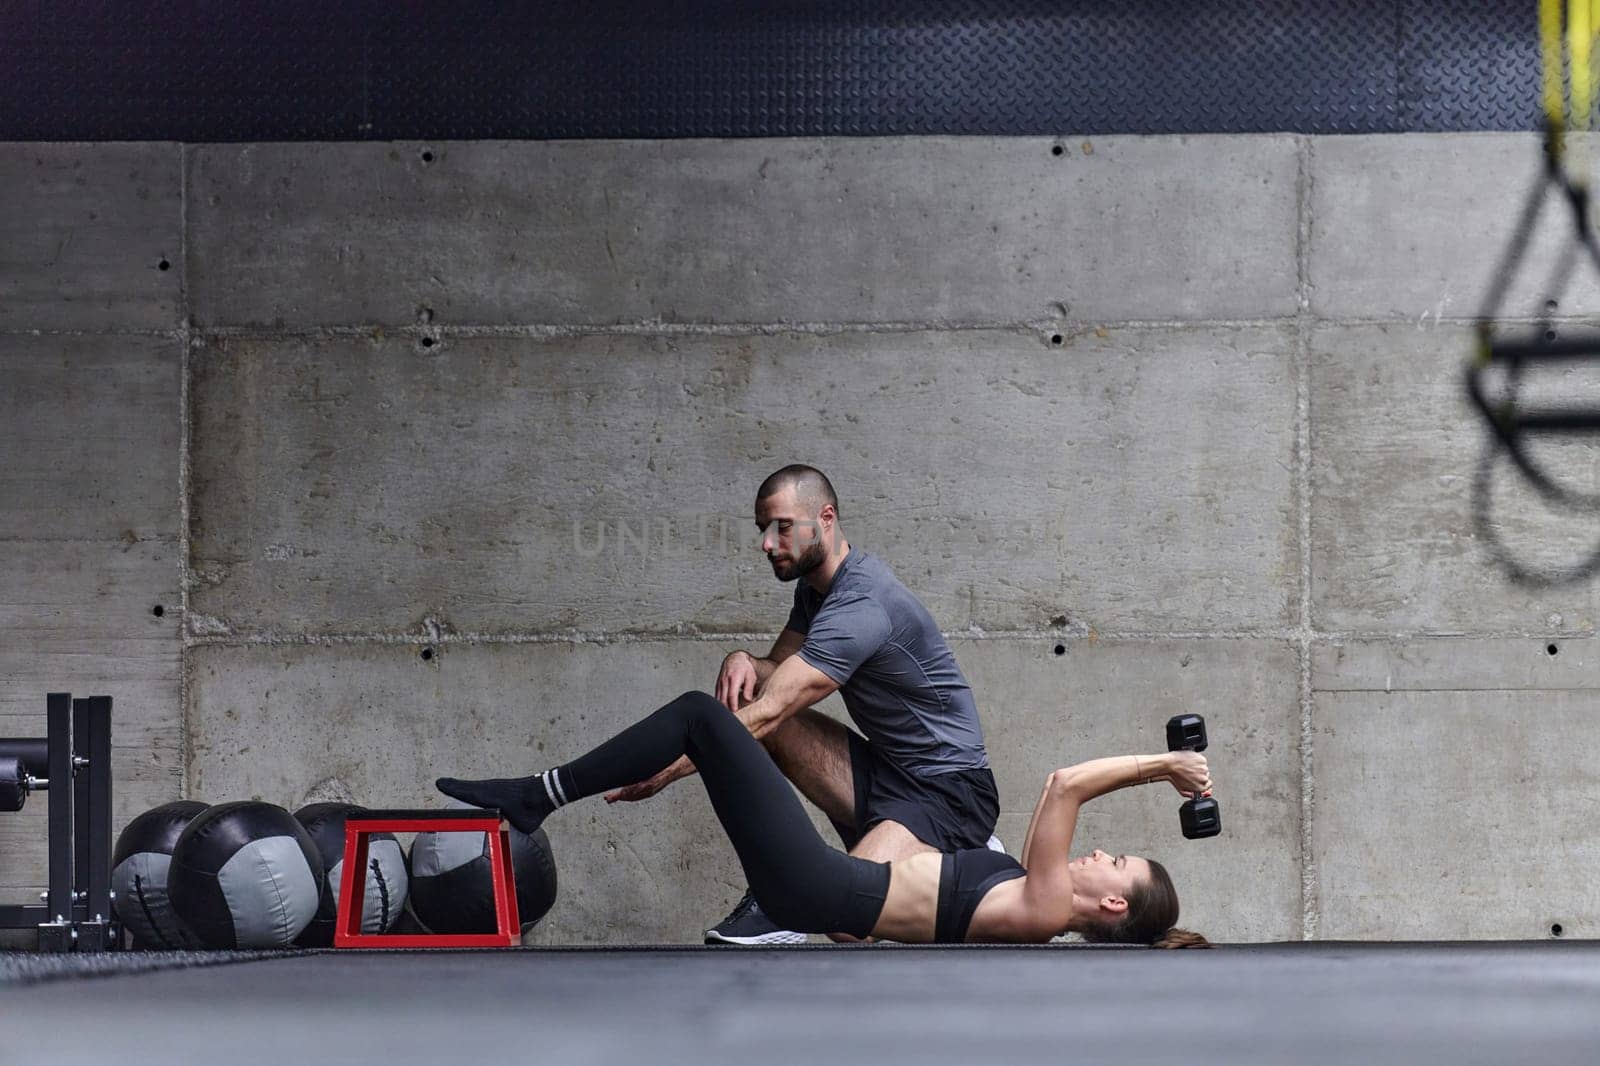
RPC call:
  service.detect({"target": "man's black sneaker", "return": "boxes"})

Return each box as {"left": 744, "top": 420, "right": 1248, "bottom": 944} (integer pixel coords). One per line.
{"left": 703, "top": 891, "right": 807, "bottom": 945}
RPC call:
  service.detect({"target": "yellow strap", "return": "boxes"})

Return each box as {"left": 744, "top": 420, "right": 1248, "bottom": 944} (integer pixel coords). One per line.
{"left": 1593, "top": 0, "right": 1600, "bottom": 116}
{"left": 1544, "top": 0, "right": 1567, "bottom": 151}
{"left": 1574, "top": 0, "right": 1593, "bottom": 129}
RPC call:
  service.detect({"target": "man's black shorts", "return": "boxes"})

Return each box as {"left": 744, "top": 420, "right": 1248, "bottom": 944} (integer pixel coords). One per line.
{"left": 834, "top": 731, "right": 999, "bottom": 852}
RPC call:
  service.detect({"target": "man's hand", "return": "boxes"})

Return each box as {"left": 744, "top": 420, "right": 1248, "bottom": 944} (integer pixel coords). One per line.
{"left": 716, "top": 650, "right": 761, "bottom": 711}
{"left": 605, "top": 754, "right": 696, "bottom": 804}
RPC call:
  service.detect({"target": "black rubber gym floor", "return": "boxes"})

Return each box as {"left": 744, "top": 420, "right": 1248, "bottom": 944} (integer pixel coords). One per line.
{"left": 3, "top": 943, "right": 1598, "bottom": 1065}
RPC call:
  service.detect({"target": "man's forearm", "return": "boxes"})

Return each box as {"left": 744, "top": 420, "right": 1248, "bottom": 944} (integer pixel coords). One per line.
{"left": 747, "top": 654, "right": 779, "bottom": 686}
{"left": 696, "top": 646, "right": 837, "bottom": 764}
{"left": 734, "top": 658, "right": 834, "bottom": 742}
{"left": 660, "top": 686, "right": 804, "bottom": 778}
{"left": 734, "top": 693, "right": 791, "bottom": 742}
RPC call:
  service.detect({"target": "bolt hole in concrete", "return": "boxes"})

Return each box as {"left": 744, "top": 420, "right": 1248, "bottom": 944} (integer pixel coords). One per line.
{"left": 157, "top": 258, "right": 170, "bottom": 271}
{"left": 151, "top": 605, "right": 164, "bottom": 618}
{"left": 1053, "top": 644, "right": 1066, "bottom": 656}
{"left": 421, "top": 336, "right": 436, "bottom": 348}
{"left": 421, "top": 149, "right": 435, "bottom": 163}
{"left": 1050, "top": 334, "right": 1063, "bottom": 345}
{"left": 421, "top": 647, "right": 434, "bottom": 661}
{"left": 1547, "top": 643, "right": 1559, "bottom": 656}
{"left": 1544, "top": 328, "right": 1558, "bottom": 342}
{"left": 1051, "top": 144, "right": 1064, "bottom": 156}
{"left": 1552, "top": 923, "right": 1565, "bottom": 937}
{"left": 1546, "top": 299, "right": 1559, "bottom": 312}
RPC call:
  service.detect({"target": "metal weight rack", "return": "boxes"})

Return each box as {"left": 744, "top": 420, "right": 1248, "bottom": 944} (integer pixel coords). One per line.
{"left": 0, "top": 694, "right": 117, "bottom": 952}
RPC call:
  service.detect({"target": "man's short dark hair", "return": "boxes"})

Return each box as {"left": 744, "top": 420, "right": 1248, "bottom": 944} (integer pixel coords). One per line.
{"left": 757, "top": 464, "right": 839, "bottom": 514}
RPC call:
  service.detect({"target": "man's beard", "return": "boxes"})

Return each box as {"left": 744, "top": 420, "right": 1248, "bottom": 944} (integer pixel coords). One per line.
{"left": 769, "top": 539, "right": 828, "bottom": 581}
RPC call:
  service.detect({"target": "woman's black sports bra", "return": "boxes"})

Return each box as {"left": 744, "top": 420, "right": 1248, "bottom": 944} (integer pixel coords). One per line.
{"left": 934, "top": 848, "right": 1027, "bottom": 942}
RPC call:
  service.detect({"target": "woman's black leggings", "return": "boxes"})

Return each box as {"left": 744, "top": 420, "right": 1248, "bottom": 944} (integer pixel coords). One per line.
{"left": 558, "top": 690, "right": 890, "bottom": 938}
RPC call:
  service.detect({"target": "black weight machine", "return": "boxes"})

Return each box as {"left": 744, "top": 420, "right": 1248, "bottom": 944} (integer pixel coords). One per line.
{"left": 0, "top": 693, "right": 118, "bottom": 952}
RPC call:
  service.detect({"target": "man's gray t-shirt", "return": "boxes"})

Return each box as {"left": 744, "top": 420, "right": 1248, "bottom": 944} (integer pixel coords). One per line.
{"left": 786, "top": 548, "right": 989, "bottom": 777}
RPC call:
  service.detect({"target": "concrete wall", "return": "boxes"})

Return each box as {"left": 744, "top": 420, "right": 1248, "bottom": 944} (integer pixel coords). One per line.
{"left": 3, "top": 133, "right": 1597, "bottom": 943}
{"left": 1, "top": 145, "right": 184, "bottom": 917}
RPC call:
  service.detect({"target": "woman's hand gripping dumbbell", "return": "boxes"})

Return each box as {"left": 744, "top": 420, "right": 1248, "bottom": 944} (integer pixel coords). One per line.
{"left": 1165, "top": 713, "right": 1220, "bottom": 839}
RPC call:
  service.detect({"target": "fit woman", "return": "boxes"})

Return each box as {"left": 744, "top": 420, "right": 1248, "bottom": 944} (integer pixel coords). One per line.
{"left": 437, "top": 690, "right": 1211, "bottom": 946}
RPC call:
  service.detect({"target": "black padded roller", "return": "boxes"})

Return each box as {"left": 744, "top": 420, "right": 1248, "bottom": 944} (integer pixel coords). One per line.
{"left": 0, "top": 755, "right": 27, "bottom": 812}
{"left": 0, "top": 738, "right": 48, "bottom": 777}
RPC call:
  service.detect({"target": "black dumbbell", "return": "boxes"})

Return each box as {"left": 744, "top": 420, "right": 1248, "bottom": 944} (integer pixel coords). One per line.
{"left": 1165, "top": 713, "right": 1220, "bottom": 839}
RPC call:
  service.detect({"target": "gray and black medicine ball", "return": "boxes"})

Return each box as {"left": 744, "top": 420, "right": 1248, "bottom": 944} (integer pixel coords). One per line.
{"left": 293, "top": 801, "right": 410, "bottom": 946}
{"left": 111, "top": 800, "right": 210, "bottom": 949}
{"left": 409, "top": 802, "right": 558, "bottom": 935}
{"left": 168, "top": 800, "right": 325, "bottom": 948}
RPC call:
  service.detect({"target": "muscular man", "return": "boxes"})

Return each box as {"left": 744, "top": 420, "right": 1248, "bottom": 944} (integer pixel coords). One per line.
{"left": 689, "top": 464, "right": 1001, "bottom": 943}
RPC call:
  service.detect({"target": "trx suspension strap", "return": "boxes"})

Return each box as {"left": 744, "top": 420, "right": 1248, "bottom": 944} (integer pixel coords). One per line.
{"left": 1466, "top": 0, "right": 1600, "bottom": 585}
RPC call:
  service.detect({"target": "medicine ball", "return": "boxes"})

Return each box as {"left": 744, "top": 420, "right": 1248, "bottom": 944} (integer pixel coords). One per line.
{"left": 111, "top": 800, "right": 210, "bottom": 949}
{"left": 292, "top": 802, "right": 409, "bottom": 946}
{"left": 168, "top": 800, "right": 324, "bottom": 948}
{"left": 408, "top": 803, "right": 558, "bottom": 935}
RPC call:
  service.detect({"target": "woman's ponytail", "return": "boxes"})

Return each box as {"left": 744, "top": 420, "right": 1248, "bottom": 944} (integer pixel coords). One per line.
{"left": 1151, "top": 928, "right": 1210, "bottom": 949}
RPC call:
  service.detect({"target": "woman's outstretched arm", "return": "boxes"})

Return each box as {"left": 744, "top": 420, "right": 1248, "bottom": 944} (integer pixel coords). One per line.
{"left": 1008, "top": 752, "right": 1210, "bottom": 934}
{"left": 1019, "top": 752, "right": 1211, "bottom": 868}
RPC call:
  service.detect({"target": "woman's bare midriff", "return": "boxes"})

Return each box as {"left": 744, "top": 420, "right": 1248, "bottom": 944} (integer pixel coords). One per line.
{"left": 868, "top": 850, "right": 943, "bottom": 943}
{"left": 868, "top": 853, "right": 1042, "bottom": 944}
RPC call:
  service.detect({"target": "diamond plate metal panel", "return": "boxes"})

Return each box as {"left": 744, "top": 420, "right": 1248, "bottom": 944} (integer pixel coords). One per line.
{"left": 1401, "top": 1, "right": 1542, "bottom": 131}
{"left": 0, "top": 1, "right": 367, "bottom": 141}
{"left": 0, "top": 1, "right": 1553, "bottom": 140}
{"left": 367, "top": 2, "right": 1404, "bottom": 138}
